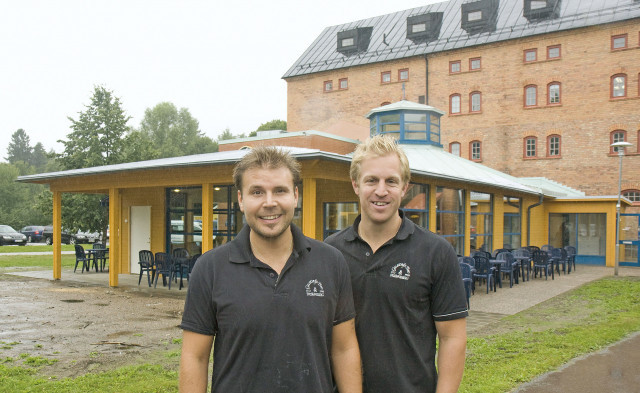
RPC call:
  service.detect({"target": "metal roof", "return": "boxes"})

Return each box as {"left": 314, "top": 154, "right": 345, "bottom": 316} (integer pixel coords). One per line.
{"left": 15, "top": 147, "right": 352, "bottom": 182}
{"left": 400, "top": 144, "right": 540, "bottom": 195}
{"left": 17, "top": 143, "right": 541, "bottom": 196}
{"left": 283, "top": 0, "right": 640, "bottom": 78}
{"left": 365, "top": 100, "right": 446, "bottom": 118}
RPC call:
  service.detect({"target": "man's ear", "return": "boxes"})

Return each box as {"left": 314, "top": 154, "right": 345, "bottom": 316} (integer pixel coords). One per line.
{"left": 294, "top": 186, "right": 299, "bottom": 204}
{"left": 351, "top": 179, "right": 360, "bottom": 196}
{"left": 237, "top": 189, "right": 244, "bottom": 212}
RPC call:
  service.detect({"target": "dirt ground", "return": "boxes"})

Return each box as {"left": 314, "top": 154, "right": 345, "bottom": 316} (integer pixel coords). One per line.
{"left": 0, "top": 272, "right": 186, "bottom": 378}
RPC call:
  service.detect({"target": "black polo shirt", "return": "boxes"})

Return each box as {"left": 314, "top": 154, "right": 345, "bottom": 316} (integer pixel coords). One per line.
{"left": 181, "top": 224, "right": 355, "bottom": 393}
{"left": 325, "top": 211, "right": 468, "bottom": 393}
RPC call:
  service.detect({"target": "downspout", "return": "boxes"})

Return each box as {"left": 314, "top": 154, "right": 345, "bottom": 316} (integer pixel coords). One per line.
{"left": 527, "top": 193, "right": 544, "bottom": 246}
{"left": 424, "top": 54, "right": 429, "bottom": 104}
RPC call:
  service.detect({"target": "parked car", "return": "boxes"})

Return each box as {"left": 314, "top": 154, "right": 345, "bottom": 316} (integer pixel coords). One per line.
{"left": 20, "top": 225, "right": 46, "bottom": 243}
{"left": 0, "top": 225, "right": 28, "bottom": 246}
{"left": 74, "top": 230, "right": 101, "bottom": 244}
{"left": 42, "top": 226, "right": 75, "bottom": 245}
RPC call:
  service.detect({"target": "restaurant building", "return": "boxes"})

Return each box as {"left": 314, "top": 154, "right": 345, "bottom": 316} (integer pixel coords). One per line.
{"left": 17, "top": 101, "right": 635, "bottom": 287}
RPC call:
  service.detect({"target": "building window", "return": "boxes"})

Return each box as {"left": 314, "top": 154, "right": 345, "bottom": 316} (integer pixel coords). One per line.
{"left": 611, "top": 74, "right": 626, "bottom": 98}
{"left": 470, "top": 140, "right": 482, "bottom": 161}
{"left": 468, "top": 10, "right": 482, "bottom": 21}
{"left": 401, "top": 183, "right": 429, "bottom": 229}
{"left": 524, "top": 48, "right": 537, "bottom": 62}
{"left": 339, "top": 78, "right": 348, "bottom": 90}
{"left": 381, "top": 71, "right": 391, "bottom": 83}
{"left": 450, "top": 60, "right": 461, "bottom": 73}
{"left": 399, "top": 69, "right": 409, "bottom": 81}
{"left": 525, "top": 137, "right": 537, "bottom": 158}
{"left": 470, "top": 191, "right": 493, "bottom": 252}
{"left": 612, "top": 34, "right": 627, "bottom": 50}
{"left": 504, "top": 197, "right": 522, "bottom": 250}
{"left": 548, "top": 135, "right": 561, "bottom": 157}
{"left": 324, "top": 80, "right": 333, "bottom": 92}
{"left": 622, "top": 190, "right": 640, "bottom": 204}
{"left": 469, "top": 57, "right": 481, "bottom": 70}
{"left": 548, "top": 82, "right": 561, "bottom": 104}
{"left": 450, "top": 142, "right": 461, "bottom": 156}
{"left": 547, "top": 44, "right": 561, "bottom": 59}
{"left": 450, "top": 94, "right": 461, "bottom": 114}
{"left": 470, "top": 92, "right": 481, "bottom": 112}
{"left": 525, "top": 85, "right": 537, "bottom": 107}
{"left": 436, "top": 186, "right": 466, "bottom": 255}
{"left": 323, "top": 202, "right": 359, "bottom": 239}
{"left": 611, "top": 130, "right": 626, "bottom": 153}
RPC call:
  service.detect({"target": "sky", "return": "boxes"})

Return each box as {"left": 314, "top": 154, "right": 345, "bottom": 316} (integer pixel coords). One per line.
{"left": 0, "top": 0, "right": 441, "bottom": 162}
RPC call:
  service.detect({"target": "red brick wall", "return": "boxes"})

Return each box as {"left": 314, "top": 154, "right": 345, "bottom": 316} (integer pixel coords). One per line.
{"left": 285, "top": 19, "right": 640, "bottom": 197}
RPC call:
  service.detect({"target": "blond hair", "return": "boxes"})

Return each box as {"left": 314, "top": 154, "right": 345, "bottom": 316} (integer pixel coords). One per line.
{"left": 233, "top": 146, "right": 301, "bottom": 192}
{"left": 350, "top": 135, "right": 410, "bottom": 185}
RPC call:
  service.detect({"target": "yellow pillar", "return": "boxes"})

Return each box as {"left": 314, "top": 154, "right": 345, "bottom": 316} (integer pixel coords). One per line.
{"left": 429, "top": 184, "right": 437, "bottom": 233}
{"left": 109, "top": 188, "right": 121, "bottom": 287}
{"left": 493, "top": 193, "right": 505, "bottom": 252}
{"left": 464, "top": 189, "right": 471, "bottom": 256}
{"left": 52, "top": 191, "right": 62, "bottom": 280}
{"left": 302, "top": 178, "right": 317, "bottom": 239}
{"left": 202, "top": 183, "right": 214, "bottom": 252}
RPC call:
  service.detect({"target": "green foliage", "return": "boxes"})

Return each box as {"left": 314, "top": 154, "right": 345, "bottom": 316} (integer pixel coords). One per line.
{"left": 136, "top": 102, "right": 218, "bottom": 159}
{"left": 5, "top": 129, "right": 32, "bottom": 166}
{"left": 0, "top": 163, "right": 50, "bottom": 229}
{"left": 217, "top": 127, "right": 234, "bottom": 141}
{"left": 0, "top": 364, "right": 177, "bottom": 393}
{"left": 58, "top": 86, "right": 131, "bottom": 169}
{"left": 256, "top": 119, "right": 286, "bottom": 132}
{"left": 0, "top": 254, "right": 76, "bottom": 269}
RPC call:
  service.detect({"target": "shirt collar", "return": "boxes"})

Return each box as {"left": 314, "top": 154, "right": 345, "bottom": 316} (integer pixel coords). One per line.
{"left": 345, "top": 210, "right": 414, "bottom": 243}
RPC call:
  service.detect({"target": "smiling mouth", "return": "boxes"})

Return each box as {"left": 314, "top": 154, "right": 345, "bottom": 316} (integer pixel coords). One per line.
{"left": 372, "top": 201, "right": 388, "bottom": 206}
{"left": 260, "top": 214, "right": 282, "bottom": 220}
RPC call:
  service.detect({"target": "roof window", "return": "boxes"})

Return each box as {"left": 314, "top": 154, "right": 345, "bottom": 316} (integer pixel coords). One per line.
{"left": 337, "top": 27, "right": 373, "bottom": 56}
{"left": 406, "top": 12, "right": 443, "bottom": 43}
{"left": 523, "top": 0, "right": 561, "bottom": 21}
{"left": 461, "top": 0, "right": 499, "bottom": 35}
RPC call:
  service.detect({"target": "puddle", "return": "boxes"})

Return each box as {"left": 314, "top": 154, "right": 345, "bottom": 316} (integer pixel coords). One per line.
{"left": 61, "top": 299, "right": 85, "bottom": 303}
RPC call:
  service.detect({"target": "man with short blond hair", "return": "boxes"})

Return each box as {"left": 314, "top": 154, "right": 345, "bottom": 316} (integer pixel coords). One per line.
{"left": 326, "top": 135, "right": 467, "bottom": 393}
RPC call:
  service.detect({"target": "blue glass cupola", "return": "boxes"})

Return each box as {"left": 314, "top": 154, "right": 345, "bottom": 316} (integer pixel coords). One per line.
{"left": 365, "top": 100, "right": 445, "bottom": 146}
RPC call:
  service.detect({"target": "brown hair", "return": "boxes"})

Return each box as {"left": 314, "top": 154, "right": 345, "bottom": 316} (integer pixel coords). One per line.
{"left": 350, "top": 135, "right": 411, "bottom": 185}
{"left": 233, "top": 145, "right": 301, "bottom": 192}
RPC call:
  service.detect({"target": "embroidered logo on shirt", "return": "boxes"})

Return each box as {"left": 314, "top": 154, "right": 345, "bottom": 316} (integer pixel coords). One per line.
{"left": 390, "top": 263, "right": 411, "bottom": 280}
{"left": 305, "top": 279, "right": 325, "bottom": 297}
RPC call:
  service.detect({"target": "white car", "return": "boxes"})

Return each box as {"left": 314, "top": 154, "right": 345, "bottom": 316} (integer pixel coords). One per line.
{"left": 170, "top": 220, "right": 203, "bottom": 245}
{"left": 74, "top": 230, "right": 102, "bottom": 244}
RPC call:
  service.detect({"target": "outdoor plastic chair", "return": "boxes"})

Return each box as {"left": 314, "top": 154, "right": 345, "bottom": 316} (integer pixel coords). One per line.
{"left": 153, "top": 252, "right": 176, "bottom": 289}
{"left": 565, "top": 246, "right": 577, "bottom": 272}
{"left": 541, "top": 244, "right": 553, "bottom": 252}
{"left": 92, "top": 243, "right": 107, "bottom": 272}
{"left": 73, "top": 244, "right": 90, "bottom": 273}
{"left": 138, "top": 250, "right": 155, "bottom": 287}
{"left": 459, "top": 262, "right": 473, "bottom": 307}
{"left": 172, "top": 248, "right": 190, "bottom": 290}
{"left": 472, "top": 255, "right": 496, "bottom": 293}
{"left": 513, "top": 248, "right": 532, "bottom": 281}
{"left": 532, "top": 250, "right": 554, "bottom": 280}
{"left": 551, "top": 247, "right": 569, "bottom": 275}
{"left": 496, "top": 251, "right": 519, "bottom": 288}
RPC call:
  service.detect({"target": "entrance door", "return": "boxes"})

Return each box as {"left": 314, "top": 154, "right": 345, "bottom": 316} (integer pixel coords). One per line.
{"left": 620, "top": 214, "right": 640, "bottom": 267}
{"left": 130, "top": 206, "right": 151, "bottom": 274}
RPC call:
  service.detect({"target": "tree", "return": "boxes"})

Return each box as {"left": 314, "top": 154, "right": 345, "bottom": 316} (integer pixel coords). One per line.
{"left": 55, "top": 86, "right": 131, "bottom": 234}
{"left": 6, "top": 129, "right": 32, "bottom": 165}
{"left": 29, "top": 143, "right": 48, "bottom": 172}
{"left": 138, "top": 102, "right": 218, "bottom": 158}
{"left": 0, "top": 163, "right": 49, "bottom": 229}
{"left": 256, "top": 119, "right": 287, "bottom": 132}
{"left": 58, "top": 86, "right": 131, "bottom": 169}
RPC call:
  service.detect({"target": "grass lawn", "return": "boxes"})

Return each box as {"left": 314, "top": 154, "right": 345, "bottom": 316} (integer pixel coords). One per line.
{"left": 1, "top": 252, "right": 639, "bottom": 392}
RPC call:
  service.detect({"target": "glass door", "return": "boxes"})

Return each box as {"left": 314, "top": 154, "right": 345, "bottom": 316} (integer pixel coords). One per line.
{"left": 620, "top": 214, "right": 640, "bottom": 267}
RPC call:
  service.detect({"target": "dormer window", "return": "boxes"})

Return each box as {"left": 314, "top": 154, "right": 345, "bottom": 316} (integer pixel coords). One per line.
{"left": 337, "top": 27, "right": 373, "bottom": 56}
{"left": 461, "top": 0, "right": 499, "bottom": 35}
{"left": 524, "top": 0, "right": 561, "bottom": 21}
{"left": 406, "top": 12, "right": 443, "bottom": 43}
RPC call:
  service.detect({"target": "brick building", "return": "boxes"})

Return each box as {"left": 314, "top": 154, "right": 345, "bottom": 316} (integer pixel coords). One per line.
{"left": 283, "top": 0, "right": 640, "bottom": 203}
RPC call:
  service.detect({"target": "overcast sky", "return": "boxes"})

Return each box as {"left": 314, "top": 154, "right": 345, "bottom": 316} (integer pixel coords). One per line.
{"left": 1, "top": 0, "right": 441, "bottom": 162}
